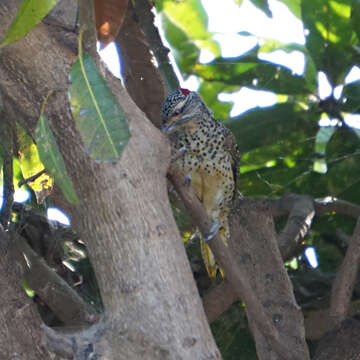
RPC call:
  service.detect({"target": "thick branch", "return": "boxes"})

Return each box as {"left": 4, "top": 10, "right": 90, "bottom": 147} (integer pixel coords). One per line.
{"left": 329, "top": 217, "right": 360, "bottom": 326}
{"left": 132, "top": 0, "right": 179, "bottom": 91}
{"left": 168, "top": 164, "right": 305, "bottom": 360}
{"left": 11, "top": 233, "right": 98, "bottom": 326}
{"left": 252, "top": 196, "right": 360, "bottom": 220}
{"left": 276, "top": 194, "right": 315, "bottom": 260}
{"left": 314, "top": 197, "right": 360, "bottom": 219}
{"left": 203, "top": 194, "right": 314, "bottom": 323}
{"left": 41, "top": 318, "right": 107, "bottom": 359}
{"left": 202, "top": 280, "right": 237, "bottom": 323}
{"left": 116, "top": 3, "right": 165, "bottom": 128}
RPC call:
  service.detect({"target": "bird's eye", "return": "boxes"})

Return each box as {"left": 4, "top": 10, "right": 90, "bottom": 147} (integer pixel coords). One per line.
{"left": 174, "top": 109, "right": 181, "bottom": 116}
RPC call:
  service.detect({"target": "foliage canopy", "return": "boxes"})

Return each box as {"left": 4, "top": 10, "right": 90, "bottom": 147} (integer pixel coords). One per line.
{"left": 1, "top": 0, "right": 360, "bottom": 358}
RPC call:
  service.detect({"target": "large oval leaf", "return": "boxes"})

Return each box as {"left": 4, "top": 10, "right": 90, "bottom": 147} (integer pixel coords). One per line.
{"left": 0, "top": 0, "right": 58, "bottom": 48}
{"left": 195, "top": 56, "right": 312, "bottom": 95}
{"left": 35, "top": 115, "right": 78, "bottom": 204}
{"left": 69, "top": 51, "right": 130, "bottom": 161}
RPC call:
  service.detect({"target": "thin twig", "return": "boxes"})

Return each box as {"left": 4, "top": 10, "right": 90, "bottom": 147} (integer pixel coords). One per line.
{"left": 0, "top": 121, "right": 14, "bottom": 229}
{"left": 329, "top": 217, "right": 360, "bottom": 326}
{"left": 18, "top": 169, "right": 46, "bottom": 187}
{"left": 168, "top": 163, "right": 305, "bottom": 360}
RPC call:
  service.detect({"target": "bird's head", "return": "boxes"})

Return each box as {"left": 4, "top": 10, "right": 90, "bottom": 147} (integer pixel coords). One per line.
{"left": 161, "top": 88, "right": 203, "bottom": 134}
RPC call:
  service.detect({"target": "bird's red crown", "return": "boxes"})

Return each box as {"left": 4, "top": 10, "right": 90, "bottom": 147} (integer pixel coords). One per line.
{"left": 179, "top": 88, "right": 190, "bottom": 95}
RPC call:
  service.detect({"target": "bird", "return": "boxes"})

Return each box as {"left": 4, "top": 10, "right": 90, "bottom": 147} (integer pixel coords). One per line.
{"left": 161, "top": 88, "right": 240, "bottom": 278}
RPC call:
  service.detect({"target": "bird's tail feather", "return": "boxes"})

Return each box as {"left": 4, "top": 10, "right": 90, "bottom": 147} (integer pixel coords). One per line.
{"left": 200, "top": 239, "right": 224, "bottom": 279}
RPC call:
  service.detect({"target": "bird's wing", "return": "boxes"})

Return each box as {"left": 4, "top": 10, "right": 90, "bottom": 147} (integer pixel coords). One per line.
{"left": 223, "top": 128, "right": 241, "bottom": 196}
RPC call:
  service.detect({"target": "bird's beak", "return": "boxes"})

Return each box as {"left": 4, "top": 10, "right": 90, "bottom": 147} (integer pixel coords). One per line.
{"left": 161, "top": 120, "right": 176, "bottom": 134}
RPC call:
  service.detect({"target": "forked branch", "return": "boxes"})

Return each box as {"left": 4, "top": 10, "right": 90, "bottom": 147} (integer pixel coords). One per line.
{"left": 168, "top": 164, "right": 305, "bottom": 360}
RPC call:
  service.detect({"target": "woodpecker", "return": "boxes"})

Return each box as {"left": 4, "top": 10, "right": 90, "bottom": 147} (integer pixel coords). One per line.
{"left": 161, "top": 88, "right": 240, "bottom": 278}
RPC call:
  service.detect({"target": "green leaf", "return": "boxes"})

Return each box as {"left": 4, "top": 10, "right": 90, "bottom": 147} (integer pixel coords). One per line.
{"left": 352, "top": 128, "right": 360, "bottom": 140}
{"left": 156, "top": 0, "right": 220, "bottom": 73}
{"left": 69, "top": 51, "right": 130, "bottom": 161}
{"left": 198, "top": 81, "right": 240, "bottom": 120}
{"left": 160, "top": 0, "right": 211, "bottom": 40}
{"left": 249, "top": 0, "right": 272, "bottom": 17}
{"left": 259, "top": 40, "right": 317, "bottom": 91}
{"left": 195, "top": 56, "right": 312, "bottom": 95}
{"left": 161, "top": 14, "right": 200, "bottom": 74}
{"left": 277, "top": 0, "right": 301, "bottom": 19}
{"left": 351, "top": 1, "right": 360, "bottom": 42}
{"left": 35, "top": 114, "right": 78, "bottom": 204}
{"left": 341, "top": 81, "right": 360, "bottom": 113}
{"left": 0, "top": 0, "right": 58, "bottom": 47}
{"left": 301, "top": 0, "right": 357, "bottom": 85}
{"left": 225, "top": 103, "right": 318, "bottom": 153}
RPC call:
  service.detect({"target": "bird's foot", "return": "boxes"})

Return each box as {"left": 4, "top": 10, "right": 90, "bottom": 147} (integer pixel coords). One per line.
{"left": 184, "top": 173, "right": 192, "bottom": 186}
{"left": 171, "top": 146, "right": 188, "bottom": 162}
{"left": 204, "top": 217, "right": 220, "bottom": 242}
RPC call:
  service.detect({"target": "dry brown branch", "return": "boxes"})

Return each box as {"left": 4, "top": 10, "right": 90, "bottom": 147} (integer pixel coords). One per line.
{"left": 314, "top": 197, "right": 360, "bottom": 219}
{"left": 115, "top": 3, "right": 166, "bottom": 128}
{"left": 11, "top": 233, "right": 98, "bottom": 326}
{"left": 168, "top": 164, "right": 307, "bottom": 360}
{"left": 132, "top": 0, "right": 179, "bottom": 91}
{"left": 329, "top": 217, "right": 360, "bottom": 326}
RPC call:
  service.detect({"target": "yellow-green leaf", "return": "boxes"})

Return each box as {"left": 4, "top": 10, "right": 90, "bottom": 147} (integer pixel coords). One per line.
{"left": 35, "top": 115, "right": 78, "bottom": 204}
{"left": 17, "top": 124, "right": 53, "bottom": 198}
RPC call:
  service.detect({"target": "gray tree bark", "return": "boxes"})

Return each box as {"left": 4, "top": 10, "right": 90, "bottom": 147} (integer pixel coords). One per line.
{"left": 0, "top": 227, "right": 52, "bottom": 360}
{"left": 0, "top": 0, "right": 221, "bottom": 358}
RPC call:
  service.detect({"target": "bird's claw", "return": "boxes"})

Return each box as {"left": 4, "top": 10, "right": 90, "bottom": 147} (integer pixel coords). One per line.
{"left": 184, "top": 174, "right": 192, "bottom": 186}
{"left": 204, "top": 218, "right": 220, "bottom": 242}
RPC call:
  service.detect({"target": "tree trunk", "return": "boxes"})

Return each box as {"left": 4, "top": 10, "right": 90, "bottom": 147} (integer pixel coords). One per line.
{"left": 0, "top": 0, "right": 221, "bottom": 358}
{"left": 0, "top": 228, "right": 51, "bottom": 360}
